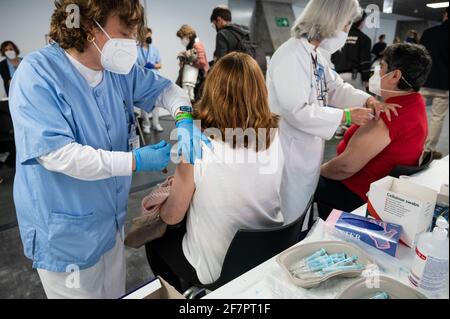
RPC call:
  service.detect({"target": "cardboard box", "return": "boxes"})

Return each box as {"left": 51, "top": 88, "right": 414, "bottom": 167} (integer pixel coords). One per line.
{"left": 432, "top": 184, "right": 449, "bottom": 229}
{"left": 121, "top": 277, "right": 185, "bottom": 299}
{"left": 367, "top": 176, "right": 438, "bottom": 248}
{"left": 326, "top": 210, "right": 403, "bottom": 257}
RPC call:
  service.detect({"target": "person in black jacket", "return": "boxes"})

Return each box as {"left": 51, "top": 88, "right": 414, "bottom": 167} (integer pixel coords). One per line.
{"left": 420, "top": 8, "right": 449, "bottom": 159}
{"left": 210, "top": 6, "right": 251, "bottom": 61}
{"left": 372, "top": 34, "right": 387, "bottom": 62}
{"left": 0, "top": 41, "right": 22, "bottom": 96}
{"left": 331, "top": 12, "right": 372, "bottom": 92}
{"left": 331, "top": 13, "right": 372, "bottom": 139}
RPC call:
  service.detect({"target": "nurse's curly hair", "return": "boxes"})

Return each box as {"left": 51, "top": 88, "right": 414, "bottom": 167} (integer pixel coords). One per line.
{"left": 49, "top": 0, "right": 144, "bottom": 53}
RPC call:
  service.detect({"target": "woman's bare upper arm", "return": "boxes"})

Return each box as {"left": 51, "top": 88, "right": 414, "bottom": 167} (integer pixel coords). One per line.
{"left": 159, "top": 163, "right": 195, "bottom": 225}
{"left": 340, "top": 119, "right": 392, "bottom": 171}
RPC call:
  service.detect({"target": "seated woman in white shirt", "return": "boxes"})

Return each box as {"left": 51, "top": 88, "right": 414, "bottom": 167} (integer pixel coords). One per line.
{"left": 145, "top": 52, "right": 285, "bottom": 292}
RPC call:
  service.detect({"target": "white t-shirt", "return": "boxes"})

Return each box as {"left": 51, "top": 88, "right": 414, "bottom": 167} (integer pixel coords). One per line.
{"left": 182, "top": 134, "right": 285, "bottom": 285}
{"left": 65, "top": 51, "right": 103, "bottom": 87}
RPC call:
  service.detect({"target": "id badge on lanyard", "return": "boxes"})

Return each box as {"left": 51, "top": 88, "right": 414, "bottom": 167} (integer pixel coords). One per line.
{"left": 124, "top": 101, "right": 140, "bottom": 151}
{"left": 312, "top": 54, "right": 328, "bottom": 107}
{"left": 129, "top": 124, "right": 140, "bottom": 151}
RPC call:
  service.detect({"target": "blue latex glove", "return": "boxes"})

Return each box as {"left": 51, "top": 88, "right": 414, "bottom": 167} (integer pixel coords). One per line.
{"left": 133, "top": 141, "right": 172, "bottom": 172}
{"left": 176, "top": 119, "right": 212, "bottom": 164}
{"left": 144, "top": 62, "right": 156, "bottom": 70}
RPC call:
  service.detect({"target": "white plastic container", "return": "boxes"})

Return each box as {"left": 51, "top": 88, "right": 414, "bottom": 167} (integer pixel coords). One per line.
{"left": 277, "top": 241, "right": 376, "bottom": 289}
{"left": 337, "top": 276, "right": 427, "bottom": 299}
{"left": 182, "top": 64, "right": 199, "bottom": 87}
{"left": 409, "top": 217, "right": 449, "bottom": 296}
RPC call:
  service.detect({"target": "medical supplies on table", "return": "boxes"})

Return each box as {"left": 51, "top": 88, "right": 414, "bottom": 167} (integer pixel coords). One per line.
{"left": 409, "top": 217, "right": 449, "bottom": 296}
{"left": 336, "top": 276, "right": 428, "bottom": 299}
{"left": 432, "top": 184, "right": 449, "bottom": 229}
{"left": 326, "top": 210, "right": 403, "bottom": 257}
{"left": 367, "top": 176, "right": 438, "bottom": 247}
{"left": 277, "top": 241, "right": 376, "bottom": 289}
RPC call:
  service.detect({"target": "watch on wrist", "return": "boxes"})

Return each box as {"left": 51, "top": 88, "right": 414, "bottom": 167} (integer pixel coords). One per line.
{"left": 178, "top": 106, "right": 193, "bottom": 114}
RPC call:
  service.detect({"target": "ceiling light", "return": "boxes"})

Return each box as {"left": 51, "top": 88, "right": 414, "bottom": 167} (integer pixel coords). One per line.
{"left": 426, "top": 2, "right": 449, "bottom": 9}
{"left": 383, "top": 0, "right": 394, "bottom": 14}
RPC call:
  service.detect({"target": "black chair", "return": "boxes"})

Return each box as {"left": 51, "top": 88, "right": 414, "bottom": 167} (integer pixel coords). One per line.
{"left": 184, "top": 197, "right": 314, "bottom": 297}
{"left": 389, "top": 151, "right": 434, "bottom": 178}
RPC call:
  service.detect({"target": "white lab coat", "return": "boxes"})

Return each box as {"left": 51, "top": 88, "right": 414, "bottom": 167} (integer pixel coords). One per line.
{"left": 267, "top": 37, "right": 370, "bottom": 225}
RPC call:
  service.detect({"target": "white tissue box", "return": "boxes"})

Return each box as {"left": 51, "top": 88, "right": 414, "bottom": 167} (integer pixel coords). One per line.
{"left": 366, "top": 176, "right": 438, "bottom": 248}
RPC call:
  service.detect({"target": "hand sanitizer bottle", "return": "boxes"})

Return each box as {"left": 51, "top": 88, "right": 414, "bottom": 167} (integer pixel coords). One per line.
{"left": 409, "top": 217, "right": 449, "bottom": 297}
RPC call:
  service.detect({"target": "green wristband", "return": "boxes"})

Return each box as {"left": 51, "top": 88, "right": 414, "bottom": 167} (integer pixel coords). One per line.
{"left": 344, "top": 109, "right": 352, "bottom": 126}
{"left": 176, "top": 113, "right": 193, "bottom": 122}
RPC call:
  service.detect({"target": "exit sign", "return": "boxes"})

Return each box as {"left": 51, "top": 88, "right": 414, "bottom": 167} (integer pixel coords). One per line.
{"left": 275, "top": 17, "right": 290, "bottom": 28}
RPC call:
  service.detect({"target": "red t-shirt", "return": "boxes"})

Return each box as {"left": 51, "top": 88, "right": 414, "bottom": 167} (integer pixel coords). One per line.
{"left": 337, "top": 93, "right": 428, "bottom": 201}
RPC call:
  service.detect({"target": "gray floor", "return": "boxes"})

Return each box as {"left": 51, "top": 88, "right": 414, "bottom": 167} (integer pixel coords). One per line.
{"left": 0, "top": 109, "right": 448, "bottom": 299}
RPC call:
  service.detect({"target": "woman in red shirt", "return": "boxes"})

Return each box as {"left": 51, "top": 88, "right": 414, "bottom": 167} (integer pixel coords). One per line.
{"left": 316, "top": 43, "right": 432, "bottom": 219}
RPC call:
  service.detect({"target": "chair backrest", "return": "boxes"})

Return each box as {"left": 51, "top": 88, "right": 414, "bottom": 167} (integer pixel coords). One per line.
{"left": 389, "top": 152, "right": 434, "bottom": 178}
{"left": 204, "top": 197, "right": 313, "bottom": 291}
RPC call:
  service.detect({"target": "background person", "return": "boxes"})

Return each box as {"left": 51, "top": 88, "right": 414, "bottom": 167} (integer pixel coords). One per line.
{"left": 405, "top": 30, "right": 420, "bottom": 44}
{"left": 420, "top": 7, "right": 449, "bottom": 159}
{"left": 137, "top": 27, "right": 164, "bottom": 133}
{"left": 0, "top": 41, "right": 22, "bottom": 96}
{"left": 210, "top": 6, "right": 250, "bottom": 62}
{"left": 332, "top": 12, "right": 372, "bottom": 92}
{"left": 332, "top": 12, "right": 372, "bottom": 139}
{"left": 372, "top": 34, "right": 387, "bottom": 63}
{"left": 176, "top": 24, "right": 209, "bottom": 103}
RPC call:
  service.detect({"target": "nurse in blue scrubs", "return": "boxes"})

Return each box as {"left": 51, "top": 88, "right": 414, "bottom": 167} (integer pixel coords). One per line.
{"left": 9, "top": 0, "right": 208, "bottom": 299}
{"left": 137, "top": 27, "right": 165, "bottom": 133}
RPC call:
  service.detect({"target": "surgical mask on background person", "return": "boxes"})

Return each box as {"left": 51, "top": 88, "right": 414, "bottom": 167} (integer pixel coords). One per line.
{"left": 145, "top": 37, "right": 152, "bottom": 45}
{"left": 5, "top": 50, "right": 17, "bottom": 60}
{"left": 181, "top": 37, "right": 190, "bottom": 47}
{"left": 369, "top": 65, "right": 414, "bottom": 96}
{"left": 91, "top": 20, "right": 138, "bottom": 75}
{"left": 320, "top": 31, "right": 348, "bottom": 53}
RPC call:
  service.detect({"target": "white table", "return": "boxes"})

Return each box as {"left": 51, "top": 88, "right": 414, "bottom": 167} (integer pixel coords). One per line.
{"left": 205, "top": 157, "right": 449, "bottom": 299}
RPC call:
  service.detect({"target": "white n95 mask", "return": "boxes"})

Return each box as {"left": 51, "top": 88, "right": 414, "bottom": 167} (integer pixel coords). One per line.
{"left": 369, "top": 66, "right": 383, "bottom": 96}
{"left": 92, "top": 20, "right": 138, "bottom": 75}
{"left": 369, "top": 65, "right": 414, "bottom": 96}
{"left": 320, "top": 31, "right": 348, "bottom": 53}
{"left": 181, "top": 38, "right": 190, "bottom": 47}
{"left": 5, "top": 50, "right": 17, "bottom": 60}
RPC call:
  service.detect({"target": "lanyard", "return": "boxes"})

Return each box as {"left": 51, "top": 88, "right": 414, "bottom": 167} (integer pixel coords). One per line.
{"left": 140, "top": 46, "right": 151, "bottom": 63}
{"left": 311, "top": 53, "right": 328, "bottom": 107}
{"left": 123, "top": 100, "right": 134, "bottom": 134}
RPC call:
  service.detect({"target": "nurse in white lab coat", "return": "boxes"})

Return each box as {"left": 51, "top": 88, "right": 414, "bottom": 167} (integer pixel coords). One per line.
{"left": 267, "top": 0, "right": 400, "bottom": 224}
